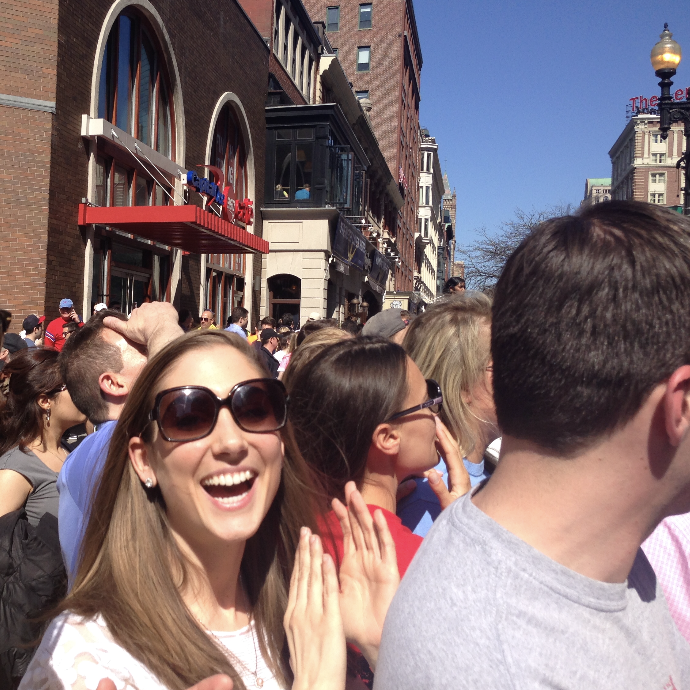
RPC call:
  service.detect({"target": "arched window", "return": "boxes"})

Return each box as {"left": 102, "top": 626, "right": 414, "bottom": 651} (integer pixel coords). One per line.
{"left": 210, "top": 104, "right": 248, "bottom": 204}
{"left": 98, "top": 12, "right": 174, "bottom": 158}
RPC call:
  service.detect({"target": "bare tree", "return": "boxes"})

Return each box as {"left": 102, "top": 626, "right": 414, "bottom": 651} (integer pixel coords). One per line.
{"left": 459, "top": 205, "right": 574, "bottom": 291}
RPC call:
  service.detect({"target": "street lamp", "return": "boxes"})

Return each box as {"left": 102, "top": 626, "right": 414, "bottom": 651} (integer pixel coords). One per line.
{"left": 651, "top": 24, "right": 690, "bottom": 214}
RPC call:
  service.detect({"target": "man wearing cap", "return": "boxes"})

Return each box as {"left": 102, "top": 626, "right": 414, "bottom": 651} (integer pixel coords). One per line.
{"left": 307, "top": 311, "right": 320, "bottom": 322}
{"left": 22, "top": 314, "right": 45, "bottom": 347}
{"left": 361, "top": 307, "right": 408, "bottom": 344}
{"left": 258, "top": 328, "right": 280, "bottom": 378}
{"left": 45, "top": 299, "right": 83, "bottom": 352}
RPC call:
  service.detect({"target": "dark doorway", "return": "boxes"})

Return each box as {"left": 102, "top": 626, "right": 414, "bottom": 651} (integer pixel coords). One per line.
{"left": 268, "top": 274, "right": 301, "bottom": 324}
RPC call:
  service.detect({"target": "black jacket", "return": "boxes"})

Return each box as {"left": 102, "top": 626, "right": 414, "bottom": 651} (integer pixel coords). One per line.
{"left": 0, "top": 509, "right": 67, "bottom": 687}
{"left": 259, "top": 345, "right": 280, "bottom": 378}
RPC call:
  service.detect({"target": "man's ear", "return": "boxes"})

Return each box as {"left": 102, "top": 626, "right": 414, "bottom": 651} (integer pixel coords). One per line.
{"left": 370, "top": 422, "right": 401, "bottom": 457}
{"left": 98, "top": 371, "right": 130, "bottom": 400}
{"left": 129, "top": 435, "right": 157, "bottom": 487}
{"left": 664, "top": 365, "right": 690, "bottom": 447}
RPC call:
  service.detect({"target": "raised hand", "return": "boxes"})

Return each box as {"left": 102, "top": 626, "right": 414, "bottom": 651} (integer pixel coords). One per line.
{"left": 332, "top": 482, "right": 400, "bottom": 671}
{"left": 425, "top": 416, "right": 471, "bottom": 509}
{"left": 103, "top": 301, "right": 183, "bottom": 358}
{"left": 284, "top": 527, "right": 347, "bottom": 690}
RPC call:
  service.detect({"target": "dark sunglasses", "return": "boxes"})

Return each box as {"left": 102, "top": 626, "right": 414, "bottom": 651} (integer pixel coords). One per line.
{"left": 387, "top": 379, "right": 443, "bottom": 422}
{"left": 149, "top": 379, "right": 289, "bottom": 442}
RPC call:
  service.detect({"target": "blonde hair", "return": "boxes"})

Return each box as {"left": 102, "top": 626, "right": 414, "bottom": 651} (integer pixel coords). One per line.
{"left": 55, "top": 330, "right": 320, "bottom": 690}
{"left": 403, "top": 292, "right": 492, "bottom": 456}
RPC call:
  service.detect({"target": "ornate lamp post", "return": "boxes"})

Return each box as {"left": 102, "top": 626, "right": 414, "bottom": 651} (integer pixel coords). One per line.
{"left": 652, "top": 24, "right": 690, "bottom": 214}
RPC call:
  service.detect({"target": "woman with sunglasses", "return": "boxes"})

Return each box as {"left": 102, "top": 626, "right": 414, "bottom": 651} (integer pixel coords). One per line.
{"left": 21, "top": 330, "right": 395, "bottom": 690}
{"left": 285, "top": 336, "right": 465, "bottom": 578}
{"left": 0, "top": 348, "right": 86, "bottom": 686}
{"left": 397, "top": 292, "right": 499, "bottom": 536}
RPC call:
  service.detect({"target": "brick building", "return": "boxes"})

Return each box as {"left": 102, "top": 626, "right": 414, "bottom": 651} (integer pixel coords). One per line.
{"left": 609, "top": 113, "right": 685, "bottom": 211}
{"left": 441, "top": 172, "right": 456, "bottom": 292}
{"left": 1, "top": 0, "right": 270, "bottom": 330}
{"left": 302, "top": 0, "right": 422, "bottom": 307}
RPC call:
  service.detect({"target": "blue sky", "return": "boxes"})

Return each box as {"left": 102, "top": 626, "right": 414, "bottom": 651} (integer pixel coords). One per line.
{"left": 415, "top": 0, "right": 690, "bottom": 248}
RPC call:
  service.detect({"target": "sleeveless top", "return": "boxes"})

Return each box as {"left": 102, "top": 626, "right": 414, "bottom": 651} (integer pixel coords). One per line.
{"left": 0, "top": 446, "right": 59, "bottom": 525}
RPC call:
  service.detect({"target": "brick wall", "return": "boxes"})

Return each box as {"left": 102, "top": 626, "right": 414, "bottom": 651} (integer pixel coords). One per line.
{"left": 0, "top": 0, "right": 59, "bottom": 328}
{"left": 1, "top": 0, "right": 269, "bottom": 326}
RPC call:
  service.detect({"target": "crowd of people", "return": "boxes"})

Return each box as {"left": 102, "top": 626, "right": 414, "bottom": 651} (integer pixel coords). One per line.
{"left": 1, "top": 200, "right": 690, "bottom": 689}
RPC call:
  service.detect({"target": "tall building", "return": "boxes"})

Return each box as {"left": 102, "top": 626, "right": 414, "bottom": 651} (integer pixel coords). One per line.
{"left": 581, "top": 178, "right": 611, "bottom": 207}
{"left": 609, "top": 114, "right": 685, "bottom": 210}
{"left": 302, "top": 0, "right": 423, "bottom": 304}
{"left": 1, "top": 0, "right": 270, "bottom": 329}
{"left": 441, "top": 172, "right": 457, "bottom": 293}
{"left": 416, "top": 129, "right": 444, "bottom": 306}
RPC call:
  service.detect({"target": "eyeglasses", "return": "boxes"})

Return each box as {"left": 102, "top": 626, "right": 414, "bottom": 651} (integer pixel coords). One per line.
{"left": 200, "top": 317, "right": 212, "bottom": 322}
{"left": 387, "top": 379, "right": 443, "bottom": 422}
{"left": 149, "top": 379, "right": 289, "bottom": 442}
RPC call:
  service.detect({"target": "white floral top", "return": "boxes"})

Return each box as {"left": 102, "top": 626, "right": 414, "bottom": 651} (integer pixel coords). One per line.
{"left": 20, "top": 612, "right": 281, "bottom": 690}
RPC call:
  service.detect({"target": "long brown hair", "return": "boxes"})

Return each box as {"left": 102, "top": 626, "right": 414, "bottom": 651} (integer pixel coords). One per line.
{"left": 0, "top": 348, "right": 63, "bottom": 456}
{"left": 56, "top": 330, "right": 320, "bottom": 690}
{"left": 284, "top": 336, "right": 408, "bottom": 504}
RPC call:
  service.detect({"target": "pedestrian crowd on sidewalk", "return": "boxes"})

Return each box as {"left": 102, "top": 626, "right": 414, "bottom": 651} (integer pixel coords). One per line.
{"left": 2, "top": 200, "right": 690, "bottom": 690}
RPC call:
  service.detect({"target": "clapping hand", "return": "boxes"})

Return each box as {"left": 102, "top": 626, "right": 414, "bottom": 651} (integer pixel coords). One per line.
{"left": 332, "top": 482, "right": 400, "bottom": 671}
{"left": 425, "top": 417, "right": 471, "bottom": 509}
{"left": 284, "top": 527, "right": 347, "bottom": 690}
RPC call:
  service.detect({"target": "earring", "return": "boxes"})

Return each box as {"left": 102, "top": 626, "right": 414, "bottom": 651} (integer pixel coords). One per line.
{"left": 45, "top": 409, "right": 51, "bottom": 424}
{"left": 144, "top": 478, "right": 154, "bottom": 488}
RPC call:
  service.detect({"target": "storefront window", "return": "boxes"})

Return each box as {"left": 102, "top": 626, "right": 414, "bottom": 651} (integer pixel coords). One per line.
{"left": 98, "top": 12, "right": 173, "bottom": 157}
{"left": 210, "top": 104, "right": 248, "bottom": 204}
{"left": 274, "top": 144, "right": 292, "bottom": 199}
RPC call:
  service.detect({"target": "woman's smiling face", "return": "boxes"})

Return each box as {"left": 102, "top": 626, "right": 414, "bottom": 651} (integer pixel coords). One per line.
{"left": 129, "top": 344, "right": 284, "bottom": 553}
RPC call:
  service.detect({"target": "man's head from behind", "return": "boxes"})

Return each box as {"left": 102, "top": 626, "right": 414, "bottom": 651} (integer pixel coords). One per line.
{"left": 60, "top": 310, "right": 147, "bottom": 424}
{"left": 492, "top": 201, "right": 690, "bottom": 456}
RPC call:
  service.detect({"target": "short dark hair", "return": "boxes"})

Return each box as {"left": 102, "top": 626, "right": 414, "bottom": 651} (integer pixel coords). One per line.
{"left": 63, "top": 322, "right": 79, "bottom": 334}
{"left": 282, "top": 313, "right": 294, "bottom": 328}
{"left": 260, "top": 316, "right": 276, "bottom": 328}
{"left": 296, "top": 318, "right": 339, "bottom": 347}
{"left": 230, "top": 307, "right": 249, "bottom": 324}
{"left": 492, "top": 201, "right": 690, "bottom": 455}
{"left": 59, "top": 310, "right": 128, "bottom": 423}
{"left": 442, "top": 276, "right": 465, "bottom": 294}
{"left": 340, "top": 319, "right": 359, "bottom": 336}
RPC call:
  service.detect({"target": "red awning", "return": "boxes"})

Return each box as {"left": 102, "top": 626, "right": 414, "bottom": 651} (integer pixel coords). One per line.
{"left": 77, "top": 203, "right": 268, "bottom": 254}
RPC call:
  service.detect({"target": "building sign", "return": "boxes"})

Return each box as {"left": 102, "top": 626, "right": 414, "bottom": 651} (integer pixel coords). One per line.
{"left": 368, "top": 250, "right": 390, "bottom": 290}
{"left": 333, "top": 215, "right": 366, "bottom": 271}
{"left": 628, "top": 88, "right": 690, "bottom": 114}
{"left": 186, "top": 169, "right": 253, "bottom": 226}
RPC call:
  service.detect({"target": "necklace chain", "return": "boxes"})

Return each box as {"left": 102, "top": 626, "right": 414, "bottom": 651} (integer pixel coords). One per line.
{"left": 196, "top": 615, "right": 264, "bottom": 688}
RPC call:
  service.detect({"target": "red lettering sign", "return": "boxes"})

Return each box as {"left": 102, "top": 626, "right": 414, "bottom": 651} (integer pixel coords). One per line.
{"left": 650, "top": 95, "right": 659, "bottom": 107}
{"left": 675, "top": 89, "right": 685, "bottom": 101}
{"left": 234, "top": 199, "right": 254, "bottom": 226}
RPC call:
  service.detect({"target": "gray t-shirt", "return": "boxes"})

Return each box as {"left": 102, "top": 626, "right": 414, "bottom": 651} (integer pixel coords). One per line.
{"left": 0, "top": 446, "right": 59, "bottom": 525}
{"left": 375, "top": 491, "right": 690, "bottom": 690}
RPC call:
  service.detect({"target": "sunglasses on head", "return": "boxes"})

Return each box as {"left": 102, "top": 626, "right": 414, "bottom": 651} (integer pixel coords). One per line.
{"left": 386, "top": 379, "right": 443, "bottom": 422}
{"left": 149, "top": 378, "right": 289, "bottom": 442}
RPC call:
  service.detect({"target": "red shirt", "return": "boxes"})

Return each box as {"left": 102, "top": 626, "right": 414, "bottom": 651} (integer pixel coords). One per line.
{"left": 319, "top": 504, "right": 423, "bottom": 577}
{"left": 45, "top": 316, "right": 81, "bottom": 351}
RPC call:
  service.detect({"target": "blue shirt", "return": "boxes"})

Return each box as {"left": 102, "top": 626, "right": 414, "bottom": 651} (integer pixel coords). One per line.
{"left": 224, "top": 324, "right": 248, "bottom": 338}
{"left": 397, "top": 457, "right": 491, "bottom": 537}
{"left": 56, "top": 420, "right": 117, "bottom": 581}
